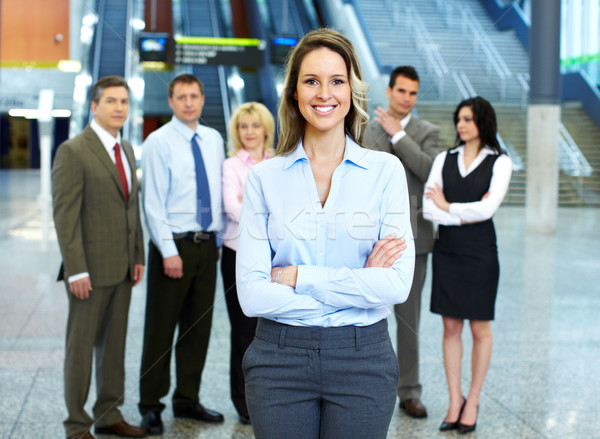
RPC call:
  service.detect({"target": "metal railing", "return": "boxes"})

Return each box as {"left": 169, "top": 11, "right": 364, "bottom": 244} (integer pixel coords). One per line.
{"left": 515, "top": 72, "right": 530, "bottom": 108}
{"left": 517, "top": 75, "right": 593, "bottom": 178}
{"left": 558, "top": 123, "right": 594, "bottom": 203}
{"left": 451, "top": 70, "right": 477, "bottom": 100}
{"left": 404, "top": 7, "right": 450, "bottom": 100}
{"left": 460, "top": 5, "right": 512, "bottom": 101}
{"left": 498, "top": 136, "right": 524, "bottom": 171}
{"left": 558, "top": 124, "right": 593, "bottom": 177}
{"left": 450, "top": 63, "right": 524, "bottom": 172}
{"left": 437, "top": 0, "right": 520, "bottom": 104}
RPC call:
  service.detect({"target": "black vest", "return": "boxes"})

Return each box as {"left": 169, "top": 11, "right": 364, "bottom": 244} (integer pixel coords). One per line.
{"left": 442, "top": 149, "right": 501, "bottom": 203}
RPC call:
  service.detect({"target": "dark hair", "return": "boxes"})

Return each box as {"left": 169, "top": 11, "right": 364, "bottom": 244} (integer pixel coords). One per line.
{"left": 91, "top": 76, "right": 129, "bottom": 103}
{"left": 453, "top": 96, "right": 501, "bottom": 153}
{"left": 276, "top": 28, "right": 369, "bottom": 156}
{"left": 388, "top": 66, "right": 419, "bottom": 88}
{"left": 168, "top": 74, "right": 204, "bottom": 97}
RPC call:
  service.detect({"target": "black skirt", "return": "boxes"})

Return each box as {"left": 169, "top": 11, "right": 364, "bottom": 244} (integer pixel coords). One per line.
{"left": 430, "top": 219, "right": 499, "bottom": 320}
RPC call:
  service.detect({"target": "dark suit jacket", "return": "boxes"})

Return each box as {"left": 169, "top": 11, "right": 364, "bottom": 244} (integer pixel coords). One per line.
{"left": 364, "top": 116, "right": 440, "bottom": 255}
{"left": 52, "top": 125, "right": 145, "bottom": 287}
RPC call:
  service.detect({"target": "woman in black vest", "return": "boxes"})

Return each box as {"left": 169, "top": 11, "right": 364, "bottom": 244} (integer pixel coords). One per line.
{"left": 423, "top": 97, "right": 512, "bottom": 434}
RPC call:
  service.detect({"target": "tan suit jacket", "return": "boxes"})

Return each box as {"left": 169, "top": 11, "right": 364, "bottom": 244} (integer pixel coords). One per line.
{"left": 52, "top": 125, "right": 144, "bottom": 287}
{"left": 364, "top": 116, "right": 440, "bottom": 255}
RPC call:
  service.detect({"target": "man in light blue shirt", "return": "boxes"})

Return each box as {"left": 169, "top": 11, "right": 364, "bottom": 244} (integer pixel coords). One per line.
{"left": 139, "top": 74, "right": 225, "bottom": 434}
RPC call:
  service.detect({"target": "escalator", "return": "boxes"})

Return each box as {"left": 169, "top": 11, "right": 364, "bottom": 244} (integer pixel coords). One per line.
{"left": 71, "top": 0, "right": 141, "bottom": 142}
{"left": 179, "top": 0, "right": 229, "bottom": 140}
{"left": 265, "top": 0, "right": 316, "bottom": 36}
{"left": 92, "top": 0, "right": 129, "bottom": 80}
{"left": 239, "top": 0, "right": 319, "bottom": 116}
{"left": 81, "top": 0, "right": 130, "bottom": 126}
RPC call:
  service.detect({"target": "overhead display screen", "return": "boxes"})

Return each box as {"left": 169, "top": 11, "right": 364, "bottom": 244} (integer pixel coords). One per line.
{"left": 174, "top": 36, "right": 266, "bottom": 67}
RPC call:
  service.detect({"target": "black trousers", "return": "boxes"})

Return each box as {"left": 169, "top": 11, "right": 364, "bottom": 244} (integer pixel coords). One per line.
{"left": 221, "top": 245, "right": 257, "bottom": 418}
{"left": 139, "top": 238, "right": 217, "bottom": 414}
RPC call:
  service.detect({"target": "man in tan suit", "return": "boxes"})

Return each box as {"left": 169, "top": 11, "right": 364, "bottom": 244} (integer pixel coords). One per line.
{"left": 364, "top": 66, "right": 440, "bottom": 419}
{"left": 52, "top": 76, "right": 147, "bottom": 439}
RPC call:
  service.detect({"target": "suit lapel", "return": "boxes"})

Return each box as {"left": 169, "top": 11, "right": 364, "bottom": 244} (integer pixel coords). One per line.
{"left": 373, "top": 123, "right": 389, "bottom": 150}
{"left": 83, "top": 126, "right": 129, "bottom": 202}
{"left": 405, "top": 116, "right": 418, "bottom": 137}
{"left": 405, "top": 116, "right": 426, "bottom": 139}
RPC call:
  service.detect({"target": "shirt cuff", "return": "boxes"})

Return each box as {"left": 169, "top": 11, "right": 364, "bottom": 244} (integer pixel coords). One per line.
{"left": 391, "top": 130, "right": 407, "bottom": 144}
{"left": 448, "top": 203, "right": 460, "bottom": 217}
{"left": 295, "top": 265, "right": 328, "bottom": 302}
{"left": 68, "top": 272, "right": 90, "bottom": 283}
{"left": 446, "top": 204, "right": 463, "bottom": 225}
{"left": 156, "top": 239, "right": 178, "bottom": 259}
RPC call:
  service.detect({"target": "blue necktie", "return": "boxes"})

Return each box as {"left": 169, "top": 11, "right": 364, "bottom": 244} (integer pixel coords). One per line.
{"left": 191, "top": 134, "right": 212, "bottom": 229}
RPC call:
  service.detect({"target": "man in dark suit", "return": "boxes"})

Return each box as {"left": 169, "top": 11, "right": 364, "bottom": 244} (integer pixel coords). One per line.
{"left": 364, "top": 66, "right": 440, "bottom": 419}
{"left": 52, "top": 76, "right": 147, "bottom": 439}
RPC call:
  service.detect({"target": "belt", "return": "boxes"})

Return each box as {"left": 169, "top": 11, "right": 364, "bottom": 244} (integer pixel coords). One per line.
{"left": 255, "top": 318, "right": 389, "bottom": 350}
{"left": 173, "top": 231, "right": 215, "bottom": 243}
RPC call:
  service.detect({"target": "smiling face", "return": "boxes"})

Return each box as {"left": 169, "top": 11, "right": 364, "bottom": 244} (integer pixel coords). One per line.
{"left": 90, "top": 86, "right": 129, "bottom": 137}
{"left": 456, "top": 106, "right": 480, "bottom": 145}
{"left": 237, "top": 113, "right": 266, "bottom": 153}
{"left": 294, "top": 47, "right": 351, "bottom": 137}
{"left": 168, "top": 81, "right": 205, "bottom": 130}
{"left": 386, "top": 75, "right": 419, "bottom": 119}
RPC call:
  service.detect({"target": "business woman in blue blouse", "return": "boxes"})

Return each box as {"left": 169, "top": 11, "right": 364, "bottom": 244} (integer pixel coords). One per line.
{"left": 236, "top": 28, "right": 415, "bottom": 439}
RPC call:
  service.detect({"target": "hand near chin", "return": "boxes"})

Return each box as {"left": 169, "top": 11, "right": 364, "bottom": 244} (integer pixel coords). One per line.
{"left": 374, "top": 106, "right": 402, "bottom": 137}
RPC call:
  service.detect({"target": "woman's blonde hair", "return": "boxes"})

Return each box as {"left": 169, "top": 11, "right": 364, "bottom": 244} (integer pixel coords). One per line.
{"left": 275, "top": 28, "right": 369, "bottom": 156}
{"left": 227, "top": 102, "right": 275, "bottom": 157}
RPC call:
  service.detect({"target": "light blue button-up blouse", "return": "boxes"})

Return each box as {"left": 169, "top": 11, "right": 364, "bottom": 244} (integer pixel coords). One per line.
{"left": 236, "top": 136, "right": 415, "bottom": 327}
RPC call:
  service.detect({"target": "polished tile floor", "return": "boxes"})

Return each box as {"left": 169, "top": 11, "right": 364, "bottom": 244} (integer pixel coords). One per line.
{"left": 1, "top": 169, "right": 599, "bottom": 439}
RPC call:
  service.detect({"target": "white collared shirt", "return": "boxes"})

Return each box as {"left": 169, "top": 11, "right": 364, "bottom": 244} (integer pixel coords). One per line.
{"left": 422, "top": 145, "right": 513, "bottom": 225}
{"left": 90, "top": 119, "right": 132, "bottom": 192}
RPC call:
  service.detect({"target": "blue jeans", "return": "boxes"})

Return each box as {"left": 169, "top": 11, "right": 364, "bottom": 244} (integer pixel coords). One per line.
{"left": 243, "top": 318, "right": 399, "bottom": 439}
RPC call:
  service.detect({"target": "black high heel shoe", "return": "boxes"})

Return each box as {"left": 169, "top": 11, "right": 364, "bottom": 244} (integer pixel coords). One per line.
{"left": 439, "top": 396, "right": 466, "bottom": 431}
{"left": 457, "top": 404, "right": 479, "bottom": 434}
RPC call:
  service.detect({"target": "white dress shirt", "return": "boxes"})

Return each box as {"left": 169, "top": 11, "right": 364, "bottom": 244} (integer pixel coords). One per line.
{"left": 422, "top": 145, "right": 513, "bottom": 226}
{"left": 91, "top": 119, "right": 132, "bottom": 191}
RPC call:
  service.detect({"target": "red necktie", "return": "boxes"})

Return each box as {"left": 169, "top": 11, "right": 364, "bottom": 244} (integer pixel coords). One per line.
{"left": 113, "top": 143, "right": 129, "bottom": 202}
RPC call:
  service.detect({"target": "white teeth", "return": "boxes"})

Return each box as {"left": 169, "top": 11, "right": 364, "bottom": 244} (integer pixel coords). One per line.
{"left": 314, "top": 106, "right": 334, "bottom": 113}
